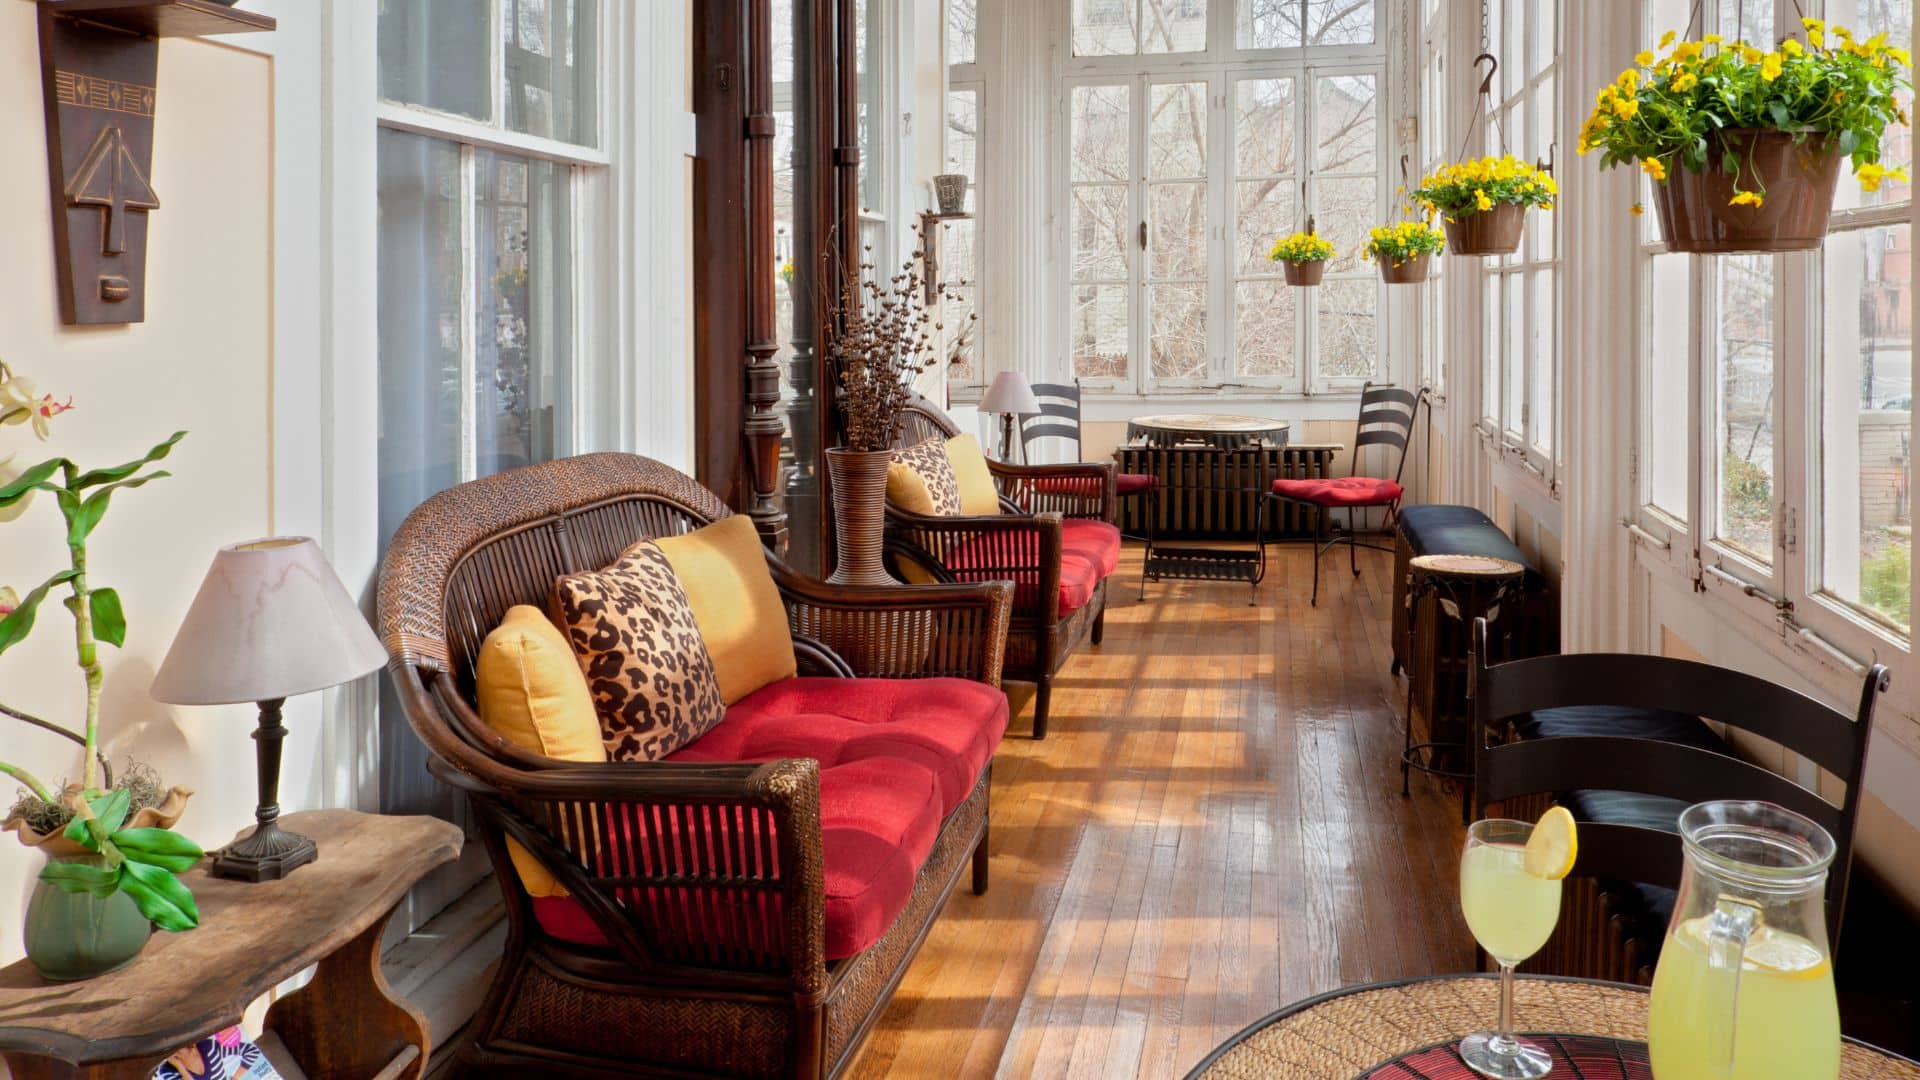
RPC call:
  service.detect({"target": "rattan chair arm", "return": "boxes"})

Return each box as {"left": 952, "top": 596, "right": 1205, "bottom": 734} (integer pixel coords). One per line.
{"left": 882, "top": 510, "right": 1065, "bottom": 625}
{"left": 989, "top": 460, "right": 1117, "bottom": 521}
{"left": 771, "top": 563, "right": 1013, "bottom": 686}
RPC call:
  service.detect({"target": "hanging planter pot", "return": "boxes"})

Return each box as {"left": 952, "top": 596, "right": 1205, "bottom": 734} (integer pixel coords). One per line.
{"left": 1441, "top": 200, "right": 1527, "bottom": 256}
{"left": 1281, "top": 259, "right": 1327, "bottom": 287}
{"left": 1650, "top": 129, "right": 1844, "bottom": 253}
{"left": 1377, "top": 254, "right": 1432, "bottom": 285}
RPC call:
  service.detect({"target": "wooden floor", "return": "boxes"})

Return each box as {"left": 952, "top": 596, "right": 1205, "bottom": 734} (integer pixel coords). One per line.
{"left": 846, "top": 540, "right": 1478, "bottom": 1079}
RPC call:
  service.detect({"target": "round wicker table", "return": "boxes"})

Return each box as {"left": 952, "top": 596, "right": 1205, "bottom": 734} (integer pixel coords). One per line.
{"left": 1186, "top": 975, "right": 1920, "bottom": 1080}
{"left": 1125, "top": 414, "right": 1291, "bottom": 449}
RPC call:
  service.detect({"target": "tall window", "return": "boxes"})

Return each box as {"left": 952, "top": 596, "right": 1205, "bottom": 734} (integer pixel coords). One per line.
{"left": 1064, "top": 2, "right": 1386, "bottom": 393}
{"left": 947, "top": 0, "right": 982, "bottom": 384}
{"left": 376, "top": 0, "right": 605, "bottom": 552}
{"left": 1478, "top": 0, "right": 1559, "bottom": 478}
{"left": 1418, "top": 0, "right": 1447, "bottom": 399}
{"left": 1634, "top": 0, "right": 1916, "bottom": 659}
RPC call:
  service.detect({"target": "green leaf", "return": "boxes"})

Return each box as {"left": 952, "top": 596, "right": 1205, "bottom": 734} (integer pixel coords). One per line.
{"left": 1768, "top": 102, "right": 1790, "bottom": 128}
{"left": 71, "top": 432, "right": 187, "bottom": 490}
{"left": 39, "top": 860, "right": 121, "bottom": 898}
{"left": 119, "top": 858, "right": 199, "bottom": 931}
{"left": 110, "top": 827, "right": 204, "bottom": 872}
{"left": 1840, "top": 128, "right": 1860, "bottom": 155}
{"left": 68, "top": 471, "right": 170, "bottom": 547}
{"left": 0, "top": 569, "right": 81, "bottom": 656}
{"left": 89, "top": 587, "right": 126, "bottom": 648}
{"left": 62, "top": 786, "right": 135, "bottom": 848}
{"left": 0, "top": 458, "right": 65, "bottom": 509}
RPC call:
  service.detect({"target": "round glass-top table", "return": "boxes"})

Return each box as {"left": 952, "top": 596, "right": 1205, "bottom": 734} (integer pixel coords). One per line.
{"left": 1126, "top": 414, "right": 1291, "bottom": 449}
{"left": 1186, "top": 975, "right": 1920, "bottom": 1080}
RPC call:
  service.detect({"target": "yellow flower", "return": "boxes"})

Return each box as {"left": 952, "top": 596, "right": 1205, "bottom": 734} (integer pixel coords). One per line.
{"left": 1641, "top": 157, "right": 1667, "bottom": 181}
{"left": 1617, "top": 68, "right": 1640, "bottom": 90}
{"left": 1740, "top": 45, "right": 1764, "bottom": 64}
{"left": 1760, "top": 53, "right": 1783, "bottom": 81}
{"left": 1809, "top": 27, "right": 1825, "bottom": 47}
{"left": 1675, "top": 41, "right": 1704, "bottom": 62}
{"left": 1857, "top": 163, "right": 1910, "bottom": 192}
{"left": 1703, "top": 33, "right": 1724, "bottom": 45}
{"left": 1474, "top": 189, "right": 1493, "bottom": 211}
{"left": 1672, "top": 71, "right": 1698, "bottom": 92}
{"left": 1890, "top": 46, "right": 1912, "bottom": 67}
{"left": 1729, "top": 190, "right": 1765, "bottom": 207}
{"left": 1630, "top": 202, "right": 1645, "bottom": 216}
{"left": 1613, "top": 97, "right": 1640, "bottom": 121}
{"left": 1782, "top": 38, "right": 1804, "bottom": 57}
{"left": 1659, "top": 30, "right": 1677, "bottom": 48}
{"left": 1636, "top": 50, "right": 1655, "bottom": 66}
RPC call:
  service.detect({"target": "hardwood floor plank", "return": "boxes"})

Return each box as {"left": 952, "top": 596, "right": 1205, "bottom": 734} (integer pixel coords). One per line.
{"left": 844, "top": 543, "right": 1474, "bottom": 1080}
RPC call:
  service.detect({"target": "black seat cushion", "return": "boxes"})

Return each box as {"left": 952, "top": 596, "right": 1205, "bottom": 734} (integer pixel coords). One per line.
{"left": 1516, "top": 705, "right": 1726, "bottom": 751}
{"left": 1395, "top": 504, "right": 1539, "bottom": 581}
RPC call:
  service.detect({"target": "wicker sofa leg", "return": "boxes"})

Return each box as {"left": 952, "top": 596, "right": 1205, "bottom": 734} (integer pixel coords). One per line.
{"left": 1091, "top": 607, "right": 1106, "bottom": 645}
{"left": 1033, "top": 677, "right": 1052, "bottom": 740}
{"left": 972, "top": 823, "right": 990, "bottom": 895}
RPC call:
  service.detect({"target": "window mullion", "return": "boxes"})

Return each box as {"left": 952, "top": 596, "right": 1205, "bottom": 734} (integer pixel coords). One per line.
{"left": 1302, "top": 66, "right": 1319, "bottom": 393}
{"left": 1132, "top": 76, "right": 1148, "bottom": 395}
{"left": 1210, "top": 74, "right": 1230, "bottom": 386}
{"left": 459, "top": 142, "right": 479, "bottom": 483}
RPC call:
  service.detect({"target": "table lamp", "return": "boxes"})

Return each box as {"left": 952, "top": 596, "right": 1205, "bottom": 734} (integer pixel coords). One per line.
{"left": 151, "top": 537, "right": 387, "bottom": 881}
{"left": 979, "top": 371, "right": 1040, "bottom": 462}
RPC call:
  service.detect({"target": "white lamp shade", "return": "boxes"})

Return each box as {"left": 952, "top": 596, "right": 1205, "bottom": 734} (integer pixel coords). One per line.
{"left": 979, "top": 371, "right": 1041, "bottom": 416}
{"left": 150, "top": 537, "right": 387, "bottom": 706}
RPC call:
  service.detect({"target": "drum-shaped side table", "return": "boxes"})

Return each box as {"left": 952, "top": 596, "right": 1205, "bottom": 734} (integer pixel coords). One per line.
{"left": 1401, "top": 554, "right": 1527, "bottom": 821}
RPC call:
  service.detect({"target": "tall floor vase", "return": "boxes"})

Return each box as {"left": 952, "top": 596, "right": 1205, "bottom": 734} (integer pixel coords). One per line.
{"left": 825, "top": 447, "right": 899, "bottom": 586}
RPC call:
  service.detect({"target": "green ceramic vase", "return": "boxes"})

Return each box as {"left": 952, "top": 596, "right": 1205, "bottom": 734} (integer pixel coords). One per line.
{"left": 23, "top": 854, "right": 150, "bottom": 980}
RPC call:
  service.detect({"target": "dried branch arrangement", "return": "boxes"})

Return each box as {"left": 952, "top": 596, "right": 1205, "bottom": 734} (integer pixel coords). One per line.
{"left": 826, "top": 226, "right": 974, "bottom": 452}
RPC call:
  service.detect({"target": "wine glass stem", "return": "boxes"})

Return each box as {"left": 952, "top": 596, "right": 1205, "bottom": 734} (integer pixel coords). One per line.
{"left": 1495, "top": 961, "right": 1517, "bottom": 1052}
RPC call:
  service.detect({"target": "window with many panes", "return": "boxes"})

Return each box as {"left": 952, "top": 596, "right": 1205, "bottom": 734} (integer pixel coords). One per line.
{"left": 947, "top": 0, "right": 982, "bottom": 384}
{"left": 1477, "top": 0, "right": 1559, "bottom": 478}
{"left": 1418, "top": 0, "right": 1447, "bottom": 400}
{"left": 1064, "top": 1, "right": 1387, "bottom": 393}
{"left": 1635, "top": 0, "right": 1915, "bottom": 653}
{"left": 376, "top": 0, "right": 605, "bottom": 550}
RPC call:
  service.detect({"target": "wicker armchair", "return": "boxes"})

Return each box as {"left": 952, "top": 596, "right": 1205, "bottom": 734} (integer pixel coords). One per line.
{"left": 377, "top": 453, "right": 1013, "bottom": 1079}
{"left": 883, "top": 395, "right": 1118, "bottom": 739}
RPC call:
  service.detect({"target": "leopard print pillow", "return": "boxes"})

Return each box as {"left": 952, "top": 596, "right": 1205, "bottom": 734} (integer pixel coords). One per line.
{"left": 551, "top": 541, "right": 726, "bottom": 761}
{"left": 890, "top": 436, "right": 964, "bottom": 516}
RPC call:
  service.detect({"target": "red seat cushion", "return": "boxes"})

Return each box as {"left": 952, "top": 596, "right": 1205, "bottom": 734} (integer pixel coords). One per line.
{"left": 531, "top": 676, "right": 1008, "bottom": 960}
{"left": 1116, "top": 472, "right": 1157, "bottom": 495}
{"left": 1270, "top": 475, "right": 1404, "bottom": 508}
{"left": 932, "top": 518, "right": 1121, "bottom": 617}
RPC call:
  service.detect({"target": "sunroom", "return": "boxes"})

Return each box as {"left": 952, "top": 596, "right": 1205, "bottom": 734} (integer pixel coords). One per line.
{"left": 1, "top": 0, "right": 1918, "bottom": 1077}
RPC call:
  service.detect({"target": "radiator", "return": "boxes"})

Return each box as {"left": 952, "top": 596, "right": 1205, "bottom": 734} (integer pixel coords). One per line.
{"left": 1114, "top": 443, "right": 1344, "bottom": 540}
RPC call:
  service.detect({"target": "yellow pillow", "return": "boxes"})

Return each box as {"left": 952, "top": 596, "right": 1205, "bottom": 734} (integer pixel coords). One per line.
{"left": 654, "top": 514, "right": 798, "bottom": 705}
{"left": 886, "top": 436, "right": 964, "bottom": 516}
{"left": 476, "top": 605, "right": 606, "bottom": 897}
{"left": 944, "top": 434, "right": 1001, "bottom": 516}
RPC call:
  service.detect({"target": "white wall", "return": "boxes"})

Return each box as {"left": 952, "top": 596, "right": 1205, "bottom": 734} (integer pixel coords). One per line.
{"left": 0, "top": 13, "right": 283, "bottom": 966}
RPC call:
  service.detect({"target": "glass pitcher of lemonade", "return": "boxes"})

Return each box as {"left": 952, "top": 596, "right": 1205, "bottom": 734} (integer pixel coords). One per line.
{"left": 1647, "top": 801, "right": 1840, "bottom": 1080}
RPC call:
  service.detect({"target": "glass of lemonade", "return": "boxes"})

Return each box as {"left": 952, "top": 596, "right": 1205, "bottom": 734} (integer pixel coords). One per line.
{"left": 1458, "top": 818, "right": 1564, "bottom": 1079}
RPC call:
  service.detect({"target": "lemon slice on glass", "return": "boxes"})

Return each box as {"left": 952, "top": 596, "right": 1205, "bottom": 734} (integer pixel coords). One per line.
{"left": 1523, "top": 806, "right": 1579, "bottom": 879}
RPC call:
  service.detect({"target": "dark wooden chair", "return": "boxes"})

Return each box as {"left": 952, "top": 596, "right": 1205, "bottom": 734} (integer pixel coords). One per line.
{"left": 1266, "top": 382, "right": 1427, "bottom": 605}
{"left": 885, "top": 393, "right": 1117, "bottom": 739}
{"left": 1022, "top": 380, "right": 1157, "bottom": 538}
{"left": 1470, "top": 617, "right": 1889, "bottom": 982}
{"left": 376, "top": 453, "right": 1014, "bottom": 1079}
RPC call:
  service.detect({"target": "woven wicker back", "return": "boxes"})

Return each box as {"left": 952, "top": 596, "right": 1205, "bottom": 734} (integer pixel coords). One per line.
{"left": 378, "top": 453, "right": 729, "bottom": 680}
{"left": 892, "top": 393, "right": 961, "bottom": 448}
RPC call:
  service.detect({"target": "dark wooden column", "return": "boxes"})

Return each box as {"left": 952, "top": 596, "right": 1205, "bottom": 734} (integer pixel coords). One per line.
{"left": 741, "top": 0, "right": 788, "bottom": 549}
{"left": 692, "top": 0, "right": 748, "bottom": 514}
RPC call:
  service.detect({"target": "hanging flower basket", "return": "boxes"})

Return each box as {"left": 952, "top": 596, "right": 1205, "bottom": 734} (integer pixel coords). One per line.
{"left": 1649, "top": 129, "right": 1843, "bottom": 252}
{"left": 1412, "top": 155, "right": 1556, "bottom": 258}
{"left": 1441, "top": 200, "right": 1527, "bottom": 256}
{"left": 1377, "top": 254, "right": 1432, "bottom": 285}
{"left": 1269, "top": 230, "right": 1335, "bottom": 287}
{"left": 1364, "top": 221, "right": 1445, "bottom": 285}
{"left": 1580, "top": 21, "right": 1911, "bottom": 255}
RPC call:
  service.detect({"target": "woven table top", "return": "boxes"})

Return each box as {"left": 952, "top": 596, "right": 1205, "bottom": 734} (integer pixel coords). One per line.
{"left": 1188, "top": 975, "right": 1920, "bottom": 1080}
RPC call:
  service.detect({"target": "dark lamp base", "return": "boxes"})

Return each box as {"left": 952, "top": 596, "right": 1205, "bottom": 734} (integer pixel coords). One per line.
{"left": 210, "top": 820, "right": 317, "bottom": 882}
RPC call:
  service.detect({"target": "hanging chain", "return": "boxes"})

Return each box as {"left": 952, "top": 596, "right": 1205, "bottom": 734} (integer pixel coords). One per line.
{"left": 1480, "top": 0, "right": 1490, "bottom": 50}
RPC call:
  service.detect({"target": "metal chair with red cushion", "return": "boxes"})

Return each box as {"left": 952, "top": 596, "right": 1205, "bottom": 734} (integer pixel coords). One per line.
{"left": 1022, "top": 380, "right": 1157, "bottom": 540}
{"left": 1267, "top": 381, "right": 1428, "bottom": 606}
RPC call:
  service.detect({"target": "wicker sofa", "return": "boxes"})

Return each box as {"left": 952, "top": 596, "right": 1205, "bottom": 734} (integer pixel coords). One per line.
{"left": 884, "top": 394, "right": 1118, "bottom": 739}
{"left": 377, "top": 453, "right": 1014, "bottom": 1078}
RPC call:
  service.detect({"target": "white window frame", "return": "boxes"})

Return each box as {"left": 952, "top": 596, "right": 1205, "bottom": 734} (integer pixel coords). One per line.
{"left": 376, "top": 0, "right": 614, "bottom": 483}
{"left": 1631, "top": 0, "right": 1917, "bottom": 670}
{"left": 1058, "top": 0, "right": 1390, "bottom": 397}
{"left": 1476, "top": 0, "right": 1560, "bottom": 483}
{"left": 947, "top": 0, "right": 985, "bottom": 389}
{"left": 1419, "top": 0, "right": 1448, "bottom": 403}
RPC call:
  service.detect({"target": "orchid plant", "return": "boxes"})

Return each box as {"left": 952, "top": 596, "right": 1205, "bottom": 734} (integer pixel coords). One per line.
{"left": 0, "top": 359, "right": 203, "bottom": 932}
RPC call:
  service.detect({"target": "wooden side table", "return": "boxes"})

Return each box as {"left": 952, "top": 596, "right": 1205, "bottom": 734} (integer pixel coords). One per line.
{"left": 0, "top": 809, "right": 462, "bottom": 1080}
